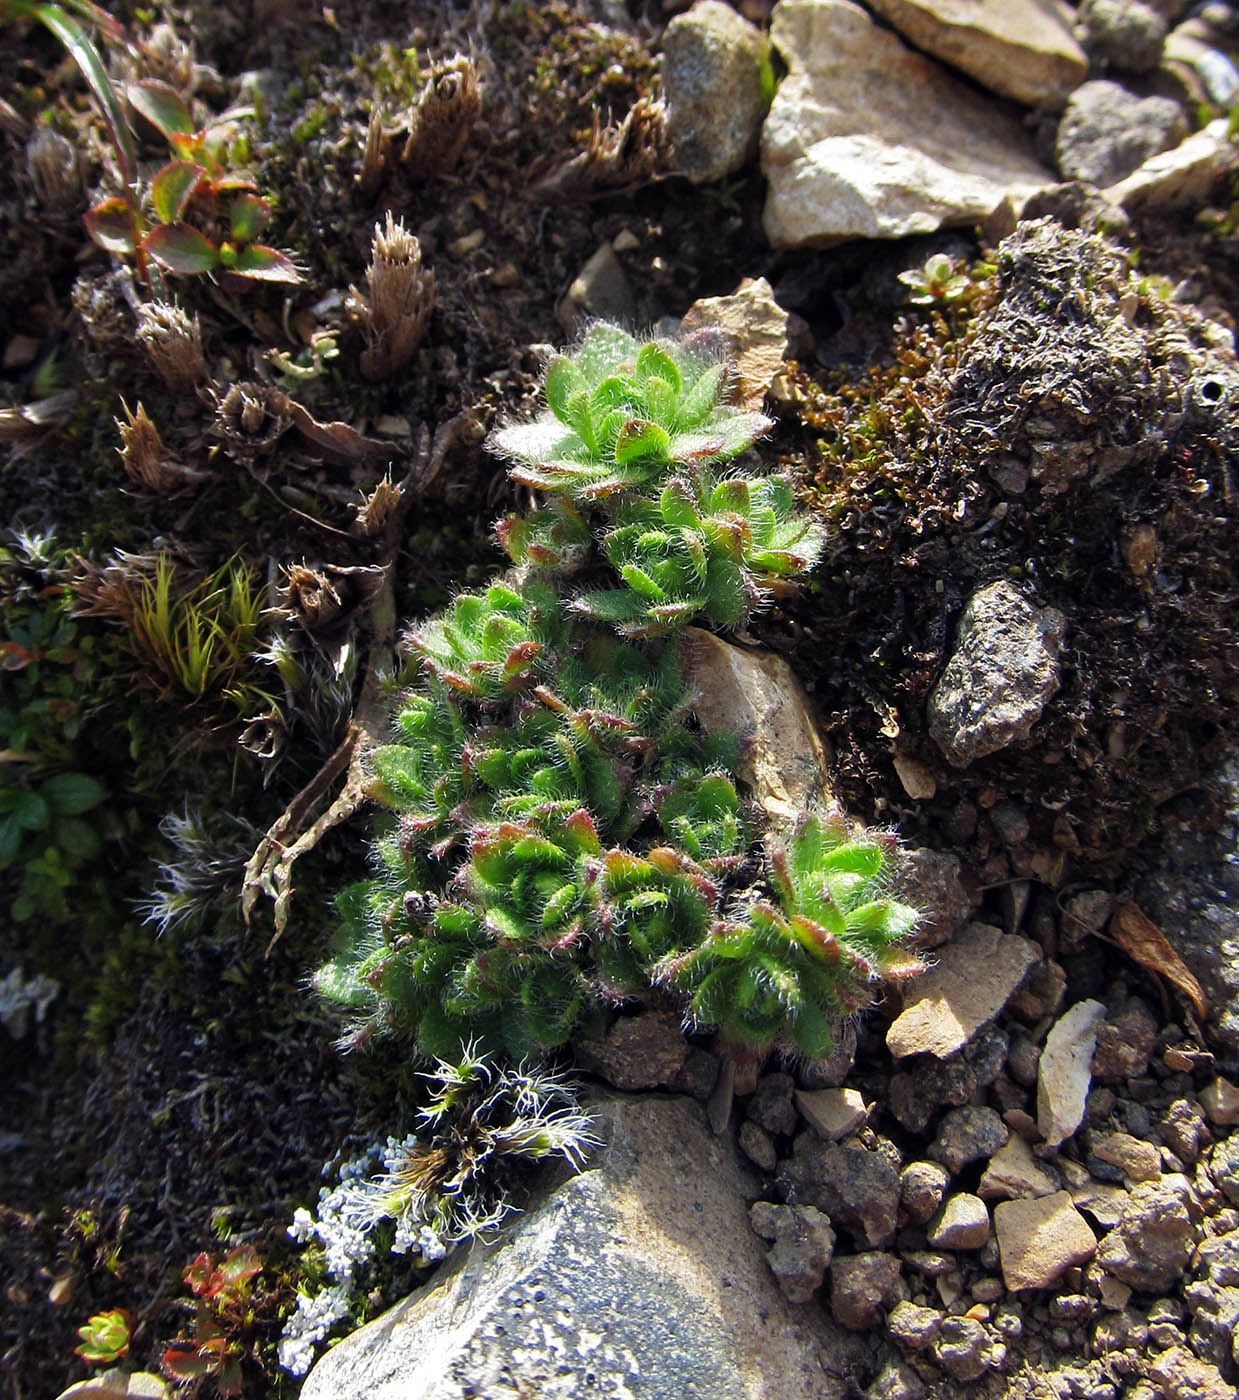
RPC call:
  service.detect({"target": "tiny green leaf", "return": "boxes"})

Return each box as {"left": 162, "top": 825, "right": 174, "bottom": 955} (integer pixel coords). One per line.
{"left": 41, "top": 772, "right": 105, "bottom": 815}
{"left": 150, "top": 159, "right": 205, "bottom": 223}
{"left": 614, "top": 419, "right": 670, "bottom": 466}
{"left": 143, "top": 223, "right": 218, "bottom": 275}
{"left": 545, "top": 356, "right": 584, "bottom": 423}
{"left": 127, "top": 79, "right": 195, "bottom": 140}
{"left": 229, "top": 191, "right": 271, "bottom": 243}
{"left": 84, "top": 197, "right": 137, "bottom": 254}
{"left": 228, "top": 245, "right": 302, "bottom": 283}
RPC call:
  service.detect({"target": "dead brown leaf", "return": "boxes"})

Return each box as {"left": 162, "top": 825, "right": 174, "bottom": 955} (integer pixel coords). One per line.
{"left": 1111, "top": 899, "right": 1208, "bottom": 1020}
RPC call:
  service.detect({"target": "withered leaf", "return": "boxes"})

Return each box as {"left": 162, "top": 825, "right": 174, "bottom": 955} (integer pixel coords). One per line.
{"left": 1111, "top": 899, "right": 1208, "bottom": 1020}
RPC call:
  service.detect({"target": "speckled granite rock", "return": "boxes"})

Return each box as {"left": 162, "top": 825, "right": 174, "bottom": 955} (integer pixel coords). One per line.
{"left": 302, "top": 1093, "right": 862, "bottom": 1400}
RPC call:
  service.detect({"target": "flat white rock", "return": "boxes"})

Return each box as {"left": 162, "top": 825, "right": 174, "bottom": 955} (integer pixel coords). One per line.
{"left": 1037, "top": 999, "right": 1106, "bottom": 1149}
{"left": 886, "top": 923, "right": 1040, "bottom": 1060}
{"left": 866, "top": 0, "right": 1087, "bottom": 108}
{"left": 762, "top": 0, "right": 1052, "bottom": 249}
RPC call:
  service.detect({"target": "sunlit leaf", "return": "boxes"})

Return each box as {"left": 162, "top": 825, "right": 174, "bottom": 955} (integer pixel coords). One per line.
{"left": 84, "top": 196, "right": 136, "bottom": 254}
{"left": 228, "top": 245, "right": 302, "bottom": 284}
{"left": 150, "top": 159, "right": 205, "bottom": 223}
{"left": 127, "top": 79, "right": 194, "bottom": 139}
{"left": 143, "top": 223, "right": 218, "bottom": 275}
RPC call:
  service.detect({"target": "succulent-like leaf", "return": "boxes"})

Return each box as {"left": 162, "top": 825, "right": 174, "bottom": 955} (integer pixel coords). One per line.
{"left": 227, "top": 245, "right": 302, "bottom": 283}
{"left": 229, "top": 191, "right": 271, "bottom": 243}
{"left": 85, "top": 196, "right": 137, "bottom": 254}
{"left": 143, "top": 223, "right": 218, "bottom": 275}
{"left": 150, "top": 159, "right": 205, "bottom": 223}
{"left": 128, "top": 79, "right": 195, "bottom": 140}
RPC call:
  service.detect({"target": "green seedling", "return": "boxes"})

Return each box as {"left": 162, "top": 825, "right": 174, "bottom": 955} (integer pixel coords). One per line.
{"left": 75, "top": 1308, "right": 131, "bottom": 1365}
{"left": 86, "top": 79, "right": 300, "bottom": 286}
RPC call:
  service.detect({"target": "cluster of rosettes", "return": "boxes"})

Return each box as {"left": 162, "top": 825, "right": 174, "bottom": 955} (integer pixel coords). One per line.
{"left": 314, "top": 323, "right": 918, "bottom": 1063}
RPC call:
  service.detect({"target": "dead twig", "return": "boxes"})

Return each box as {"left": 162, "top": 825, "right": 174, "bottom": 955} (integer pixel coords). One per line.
{"left": 242, "top": 411, "right": 483, "bottom": 951}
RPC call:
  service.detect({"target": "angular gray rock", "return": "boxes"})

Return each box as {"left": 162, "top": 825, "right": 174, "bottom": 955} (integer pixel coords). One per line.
{"left": 928, "top": 1106, "right": 1010, "bottom": 1174}
{"left": 1077, "top": 0, "right": 1169, "bottom": 72}
{"left": 761, "top": 0, "right": 1051, "bottom": 249}
{"left": 777, "top": 1137, "right": 901, "bottom": 1248}
{"left": 866, "top": 0, "right": 1088, "bottom": 107}
{"left": 927, "top": 581, "right": 1067, "bottom": 768}
{"left": 1056, "top": 80, "right": 1188, "bottom": 187}
{"left": 662, "top": 0, "right": 771, "bottom": 185}
{"left": 749, "top": 1201, "right": 836, "bottom": 1303}
{"left": 1106, "top": 116, "right": 1239, "bottom": 215}
{"left": 303, "top": 1094, "right": 858, "bottom": 1400}
{"left": 1096, "top": 1174, "right": 1198, "bottom": 1292}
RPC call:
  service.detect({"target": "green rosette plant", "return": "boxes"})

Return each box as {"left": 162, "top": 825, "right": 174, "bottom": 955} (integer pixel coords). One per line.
{"left": 314, "top": 322, "right": 918, "bottom": 1064}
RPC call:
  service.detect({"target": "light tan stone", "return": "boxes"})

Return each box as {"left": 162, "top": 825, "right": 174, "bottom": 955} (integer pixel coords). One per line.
{"left": 680, "top": 278, "right": 788, "bottom": 412}
{"left": 1105, "top": 119, "right": 1239, "bottom": 215}
{"left": 866, "top": 0, "right": 1087, "bottom": 108}
{"left": 978, "top": 1134, "right": 1060, "bottom": 1202}
{"left": 761, "top": 0, "right": 1052, "bottom": 249}
{"left": 994, "top": 1191, "right": 1097, "bottom": 1291}
{"left": 1200, "top": 1076, "right": 1239, "bottom": 1127}
{"left": 886, "top": 923, "right": 1039, "bottom": 1060}
{"left": 685, "top": 628, "right": 831, "bottom": 833}
{"left": 1092, "top": 1131, "right": 1162, "bottom": 1183}
{"left": 796, "top": 1087, "right": 869, "bottom": 1141}
{"left": 1037, "top": 1000, "right": 1106, "bottom": 1149}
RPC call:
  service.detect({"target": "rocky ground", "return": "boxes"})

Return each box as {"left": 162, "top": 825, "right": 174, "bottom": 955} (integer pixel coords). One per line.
{"left": 4, "top": 0, "right": 1239, "bottom": 1397}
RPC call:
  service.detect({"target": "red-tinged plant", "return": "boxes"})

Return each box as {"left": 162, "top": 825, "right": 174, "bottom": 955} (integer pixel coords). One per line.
{"left": 75, "top": 1307, "right": 132, "bottom": 1365}
{"left": 161, "top": 1243, "right": 262, "bottom": 1397}
{"left": 85, "top": 79, "right": 300, "bottom": 288}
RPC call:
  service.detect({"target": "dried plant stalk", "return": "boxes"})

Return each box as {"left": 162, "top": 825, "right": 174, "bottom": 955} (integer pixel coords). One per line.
{"left": 358, "top": 108, "right": 389, "bottom": 195}
{"left": 401, "top": 54, "right": 481, "bottom": 179}
{"left": 136, "top": 301, "right": 207, "bottom": 392}
{"left": 115, "top": 400, "right": 204, "bottom": 492}
{"left": 359, "top": 213, "right": 435, "bottom": 383}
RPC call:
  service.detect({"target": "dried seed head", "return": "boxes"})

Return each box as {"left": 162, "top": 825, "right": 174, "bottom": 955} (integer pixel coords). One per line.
{"left": 281, "top": 562, "right": 344, "bottom": 632}
{"left": 116, "top": 400, "right": 205, "bottom": 493}
{"left": 210, "top": 381, "right": 291, "bottom": 453}
{"left": 69, "top": 550, "right": 161, "bottom": 624}
{"left": 358, "top": 108, "right": 390, "bottom": 196}
{"left": 26, "top": 127, "right": 82, "bottom": 213}
{"left": 535, "top": 97, "right": 669, "bottom": 200}
{"left": 353, "top": 473, "right": 404, "bottom": 537}
{"left": 401, "top": 54, "right": 481, "bottom": 179}
{"left": 359, "top": 213, "right": 435, "bottom": 383}
{"left": 136, "top": 301, "right": 207, "bottom": 392}
{"left": 137, "top": 23, "right": 195, "bottom": 93}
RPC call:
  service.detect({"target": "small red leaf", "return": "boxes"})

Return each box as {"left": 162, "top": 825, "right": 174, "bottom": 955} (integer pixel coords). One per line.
{"left": 184, "top": 1252, "right": 213, "bottom": 1295}
{"left": 85, "top": 197, "right": 136, "bottom": 254}
{"left": 150, "top": 160, "right": 206, "bottom": 223}
{"left": 144, "top": 224, "right": 218, "bottom": 275}
{"left": 214, "top": 174, "right": 259, "bottom": 195}
{"left": 228, "top": 245, "right": 302, "bottom": 284}
{"left": 229, "top": 192, "right": 270, "bottom": 243}
{"left": 128, "top": 80, "right": 195, "bottom": 140}
{"left": 162, "top": 1345, "right": 210, "bottom": 1381}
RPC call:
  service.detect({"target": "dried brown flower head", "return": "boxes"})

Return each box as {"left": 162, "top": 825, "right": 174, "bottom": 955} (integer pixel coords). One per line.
{"left": 359, "top": 214, "right": 435, "bottom": 383}
{"left": 210, "top": 382, "right": 292, "bottom": 454}
{"left": 352, "top": 473, "right": 404, "bottom": 538}
{"left": 115, "top": 400, "right": 206, "bottom": 493}
{"left": 136, "top": 302, "right": 207, "bottom": 392}
{"left": 401, "top": 54, "right": 481, "bottom": 179}
{"left": 26, "top": 127, "right": 82, "bottom": 213}
{"left": 535, "top": 96, "right": 669, "bottom": 200}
